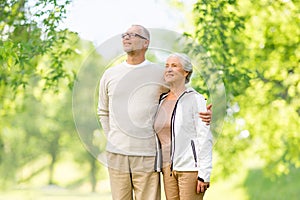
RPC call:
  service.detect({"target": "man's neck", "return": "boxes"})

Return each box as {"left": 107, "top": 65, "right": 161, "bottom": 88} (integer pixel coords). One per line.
{"left": 126, "top": 52, "right": 146, "bottom": 65}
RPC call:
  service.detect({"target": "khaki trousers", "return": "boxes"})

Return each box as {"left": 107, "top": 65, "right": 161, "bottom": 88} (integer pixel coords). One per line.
{"left": 107, "top": 152, "right": 161, "bottom": 200}
{"left": 162, "top": 166, "right": 205, "bottom": 200}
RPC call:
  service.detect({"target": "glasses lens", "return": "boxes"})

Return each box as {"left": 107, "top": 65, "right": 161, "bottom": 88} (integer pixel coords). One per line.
{"left": 121, "top": 33, "right": 147, "bottom": 40}
{"left": 121, "top": 33, "right": 127, "bottom": 38}
{"left": 121, "top": 33, "right": 134, "bottom": 39}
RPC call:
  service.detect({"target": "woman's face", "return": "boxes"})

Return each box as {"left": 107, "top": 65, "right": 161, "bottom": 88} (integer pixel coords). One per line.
{"left": 164, "top": 56, "right": 188, "bottom": 84}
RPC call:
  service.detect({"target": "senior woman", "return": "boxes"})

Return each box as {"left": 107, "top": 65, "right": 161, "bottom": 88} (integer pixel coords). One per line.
{"left": 154, "top": 53, "right": 213, "bottom": 200}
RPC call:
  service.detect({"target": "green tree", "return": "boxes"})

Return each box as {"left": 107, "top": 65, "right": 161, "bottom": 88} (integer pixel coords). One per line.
{"left": 0, "top": 0, "right": 75, "bottom": 188}
{"left": 0, "top": 0, "right": 74, "bottom": 112}
{"left": 189, "top": 0, "right": 300, "bottom": 178}
{"left": 0, "top": 0, "right": 106, "bottom": 190}
{"left": 233, "top": 0, "right": 300, "bottom": 176}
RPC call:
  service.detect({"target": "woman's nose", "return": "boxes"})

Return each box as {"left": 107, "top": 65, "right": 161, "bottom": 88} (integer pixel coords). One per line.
{"left": 166, "top": 66, "right": 172, "bottom": 72}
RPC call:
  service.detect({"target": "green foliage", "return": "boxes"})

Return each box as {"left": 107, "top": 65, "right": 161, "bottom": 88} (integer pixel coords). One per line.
{"left": 0, "top": 1, "right": 82, "bottom": 188}
{"left": 193, "top": 0, "right": 252, "bottom": 96}
{"left": 190, "top": 0, "right": 300, "bottom": 178}
{"left": 244, "top": 166, "right": 300, "bottom": 200}
{"left": 0, "top": 0, "right": 106, "bottom": 189}
{"left": 1, "top": 0, "right": 299, "bottom": 193}
{"left": 234, "top": 0, "right": 300, "bottom": 176}
{"left": 0, "top": 0, "right": 74, "bottom": 114}
{"left": 0, "top": 35, "right": 105, "bottom": 189}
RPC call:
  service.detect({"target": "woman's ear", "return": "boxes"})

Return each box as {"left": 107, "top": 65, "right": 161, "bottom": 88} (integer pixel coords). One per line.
{"left": 184, "top": 70, "right": 189, "bottom": 77}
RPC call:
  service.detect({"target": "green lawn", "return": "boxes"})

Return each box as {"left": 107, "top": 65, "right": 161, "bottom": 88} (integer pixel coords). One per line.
{"left": 0, "top": 183, "right": 111, "bottom": 200}
{"left": 1, "top": 166, "right": 299, "bottom": 200}
{"left": 0, "top": 176, "right": 245, "bottom": 200}
{"left": 243, "top": 166, "right": 300, "bottom": 200}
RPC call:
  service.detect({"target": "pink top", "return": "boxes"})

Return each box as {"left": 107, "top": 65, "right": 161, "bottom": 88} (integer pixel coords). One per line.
{"left": 154, "top": 99, "right": 176, "bottom": 167}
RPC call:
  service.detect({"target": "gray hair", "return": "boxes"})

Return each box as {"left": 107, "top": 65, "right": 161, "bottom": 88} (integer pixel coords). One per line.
{"left": 131, "top": 24, "right": 150, "bottom": 40}
{"left": 168, "top": 53, "right": 193, "bottom": 83}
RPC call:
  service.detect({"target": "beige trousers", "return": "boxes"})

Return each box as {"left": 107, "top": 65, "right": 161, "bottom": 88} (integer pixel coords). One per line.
{"left": 162, "top": 166, "right": 205, "bottom": 200}
{"left": 107, "top": 152, "right": 161, "bottom": 200}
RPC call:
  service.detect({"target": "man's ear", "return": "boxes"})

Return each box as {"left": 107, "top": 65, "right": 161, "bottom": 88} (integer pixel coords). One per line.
{"left": 143, "top": 40, "right": 150, "bottom": 48}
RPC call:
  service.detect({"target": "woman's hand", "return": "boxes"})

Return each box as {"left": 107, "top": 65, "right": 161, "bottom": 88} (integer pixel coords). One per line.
{"left": 197, "top": 180, "right": 210, "bottom": 193}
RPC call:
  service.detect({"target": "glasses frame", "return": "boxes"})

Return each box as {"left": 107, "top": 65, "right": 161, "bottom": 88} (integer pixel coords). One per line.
{"left": 121, "top": 33, "right": 148, "bottom": 40}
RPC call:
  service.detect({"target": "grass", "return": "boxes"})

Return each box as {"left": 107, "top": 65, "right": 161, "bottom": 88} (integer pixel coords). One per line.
{"left": 0, "top": 181, "right": 112, "bottom": 200}
{"left": 1, "top": 158, "right": 299, "bottom": 200}
{"left": 0, "top": 174, "right": 247, "bottom": 200}
{"left": 0, "top": 190, "right": 111, "bottom": 200}
{"left": 243, "top": 166, "right": 300, "bottom": 200}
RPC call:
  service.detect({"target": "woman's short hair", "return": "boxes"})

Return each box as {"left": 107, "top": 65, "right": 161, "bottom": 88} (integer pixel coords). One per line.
{"left": 168, "top": 53, "right": 193, "bottom": 83}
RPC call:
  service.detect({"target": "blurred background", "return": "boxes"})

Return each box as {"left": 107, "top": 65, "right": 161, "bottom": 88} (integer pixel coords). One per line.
{"left": 0, "top": 0, "right": 299, "bottom": 199}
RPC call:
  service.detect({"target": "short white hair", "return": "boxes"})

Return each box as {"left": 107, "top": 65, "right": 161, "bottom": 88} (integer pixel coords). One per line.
{"left": 168, "top": 53, "right": 193, "bottom": 83}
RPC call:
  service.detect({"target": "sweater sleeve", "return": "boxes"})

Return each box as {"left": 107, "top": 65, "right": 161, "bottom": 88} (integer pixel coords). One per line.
{"left": 194, "top": 94, "right": 213, "bottom": 182}
{"left": 97, "top": 72, "right": 110, "bottom": 136}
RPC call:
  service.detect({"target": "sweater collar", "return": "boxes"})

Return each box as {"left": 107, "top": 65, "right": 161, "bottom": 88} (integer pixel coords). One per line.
{"left": 123, "top": 60, "right": 151, "bottom": 68}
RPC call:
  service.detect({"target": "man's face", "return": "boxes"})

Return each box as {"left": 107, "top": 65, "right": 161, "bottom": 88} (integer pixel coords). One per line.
{"left": 122, "top": 26, "right": 148, "bottom": 53}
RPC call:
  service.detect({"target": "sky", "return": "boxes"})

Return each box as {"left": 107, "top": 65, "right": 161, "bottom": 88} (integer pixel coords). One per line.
{"left": 64, "top": 0, "right": 191, "bottom": 45}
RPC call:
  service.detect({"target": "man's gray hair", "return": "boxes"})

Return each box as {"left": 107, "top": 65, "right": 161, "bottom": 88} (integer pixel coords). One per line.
{"left": 131, "top": 24, "right": 150, "bottom": 40}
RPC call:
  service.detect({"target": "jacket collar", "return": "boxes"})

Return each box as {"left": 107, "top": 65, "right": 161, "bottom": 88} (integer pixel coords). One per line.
{"left": 158, "top": 87, "right": 196, "bottom": 103}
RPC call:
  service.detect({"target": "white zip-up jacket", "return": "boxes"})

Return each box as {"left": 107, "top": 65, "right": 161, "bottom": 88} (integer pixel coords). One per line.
{"left": 154, "top": 88, "right": 213, "bottom": 182}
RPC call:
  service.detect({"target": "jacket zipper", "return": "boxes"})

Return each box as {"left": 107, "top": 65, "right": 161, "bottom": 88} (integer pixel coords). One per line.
{"left": 153, "top": 92, "right": 168, "bottom": 172}
{"left": 191, "top": 140, "right": 198, "bottom": 167}
{"left": 170, "top": 101, "right": 177, "bottom": 176}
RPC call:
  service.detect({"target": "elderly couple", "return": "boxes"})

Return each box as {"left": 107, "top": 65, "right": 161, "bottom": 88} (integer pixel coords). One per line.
{"left": 98, "top": 25, "right": 213, "bottom": 200}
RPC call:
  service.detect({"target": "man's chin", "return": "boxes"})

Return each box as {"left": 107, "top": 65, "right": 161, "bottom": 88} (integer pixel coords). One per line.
{"left": 123, "top": 48, "right": 143, "bottom": 53}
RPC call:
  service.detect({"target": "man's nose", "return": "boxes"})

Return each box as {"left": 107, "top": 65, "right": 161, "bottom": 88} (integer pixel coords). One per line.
{"left": 123, "top": 34, "right": 130, "bottom": 39}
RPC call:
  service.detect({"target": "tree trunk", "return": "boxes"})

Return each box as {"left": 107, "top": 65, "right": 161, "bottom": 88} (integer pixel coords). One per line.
{"left": 90, "top": 157, "right": 97, "bottom": 192}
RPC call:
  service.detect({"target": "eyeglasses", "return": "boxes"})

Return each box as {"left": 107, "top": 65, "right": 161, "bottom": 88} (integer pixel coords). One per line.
{"left": 121, "top": 33, "right": 148, "bottom": 40}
